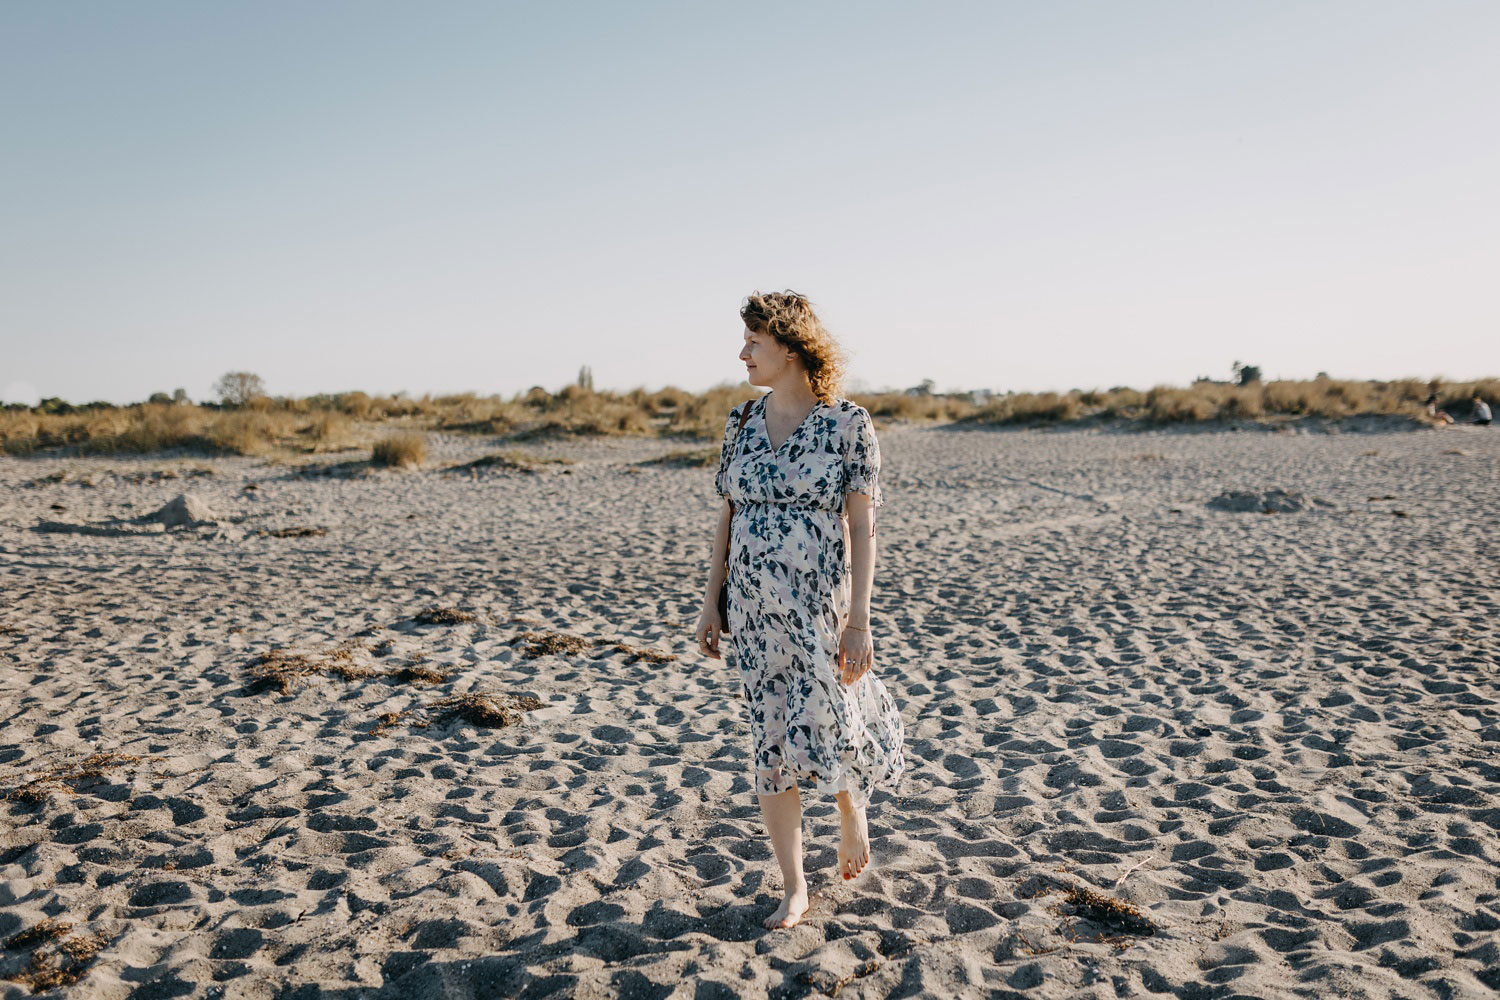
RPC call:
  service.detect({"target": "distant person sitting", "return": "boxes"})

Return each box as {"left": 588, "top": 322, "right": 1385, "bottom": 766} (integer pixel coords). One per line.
{"left": 1425, "top": 393, "right": 1454, "bottom": 425}
{"left": 1475, "top": 395, "right": 1492, "bottom": 426}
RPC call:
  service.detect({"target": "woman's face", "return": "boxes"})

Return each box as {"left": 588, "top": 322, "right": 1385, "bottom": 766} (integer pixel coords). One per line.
{"left": 739, "top": 325, "right": 796, "bottom": 388}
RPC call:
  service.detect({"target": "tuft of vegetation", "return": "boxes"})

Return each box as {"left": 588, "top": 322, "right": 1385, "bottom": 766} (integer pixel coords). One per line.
{"left": 304, "top": 410, "right": 358, "bottom": 452}
{"left": 372, "top": 431, "right": 426, "bottom": 468}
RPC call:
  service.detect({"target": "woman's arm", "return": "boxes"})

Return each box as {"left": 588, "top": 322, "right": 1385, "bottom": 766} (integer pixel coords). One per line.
{"left": 702, "top": 497, "right": 733, "bottom": 614}
{"left": 840, "top": 404, "right": 883, "bottom": 637}
{"left": 696, "top": 497, "right": 734, "bottom": 659}
{"left": 844, "top": 492, "right": 877, "bottom": 626}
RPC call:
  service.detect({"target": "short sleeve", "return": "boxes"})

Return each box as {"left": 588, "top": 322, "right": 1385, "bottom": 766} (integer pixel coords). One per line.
{"left": 842, "top": 405, "right": 885, "bottom": 508}
{"left": 715, "top": 403, "right": 744, "bottom": 498}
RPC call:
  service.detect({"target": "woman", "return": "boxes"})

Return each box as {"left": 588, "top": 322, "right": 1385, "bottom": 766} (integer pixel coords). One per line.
{"left": 695, "top": 290, "right": 906, "bottom": 930}
{"left": 1425, "top": 392, "right": 1455, "bottom": 425}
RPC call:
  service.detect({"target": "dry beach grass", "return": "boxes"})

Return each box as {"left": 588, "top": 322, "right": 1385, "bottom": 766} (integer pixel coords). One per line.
{"left": 1, "top": 417, "right": 1498, "bottom": 997}
{"left": 3, "top": 377, "right": 1497, "bottom": 460}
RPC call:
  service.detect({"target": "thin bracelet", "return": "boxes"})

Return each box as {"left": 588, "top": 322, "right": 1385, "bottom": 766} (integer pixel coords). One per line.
{"left": 845, "top": 623, "right": 871, "bottom": 632}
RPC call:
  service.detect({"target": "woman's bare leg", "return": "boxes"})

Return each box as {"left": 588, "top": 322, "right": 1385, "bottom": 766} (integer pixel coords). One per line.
{"left": 758, "top": 783, "right": 809, "bottom": 928}
{"left": 835, "top": 790, "right": 870, "bottom": 880}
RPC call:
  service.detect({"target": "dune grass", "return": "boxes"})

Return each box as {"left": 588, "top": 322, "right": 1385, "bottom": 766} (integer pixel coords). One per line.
{"left": 3, "top": 377, "right": 1495, "bottom": 458}
{"left": 371, "top": 431, "right": 427, "bottom": 469}
{"left": 956, "top": 378, "right": 1499, "bottom": 426}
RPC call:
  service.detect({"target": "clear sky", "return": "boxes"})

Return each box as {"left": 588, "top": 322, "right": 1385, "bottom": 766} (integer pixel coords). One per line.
{"left": 3, "top": 0, "right": 1496, "bottom": 406}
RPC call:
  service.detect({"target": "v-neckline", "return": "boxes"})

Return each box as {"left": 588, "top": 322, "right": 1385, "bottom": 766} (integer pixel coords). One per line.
{"left": 758, "top": 393, "right": 822, "bottom": 456}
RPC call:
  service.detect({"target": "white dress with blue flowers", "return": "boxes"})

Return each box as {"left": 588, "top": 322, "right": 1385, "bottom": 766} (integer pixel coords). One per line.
{"left": 715, "top": 392, "right": 906, "bottom": 810}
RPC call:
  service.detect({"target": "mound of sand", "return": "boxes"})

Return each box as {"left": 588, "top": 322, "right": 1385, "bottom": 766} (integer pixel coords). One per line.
{"left": 34, "top": 492, "right": 237, "bottom": 538}
{"left": 140, "top": 492, "right": 220, "bottom": 528}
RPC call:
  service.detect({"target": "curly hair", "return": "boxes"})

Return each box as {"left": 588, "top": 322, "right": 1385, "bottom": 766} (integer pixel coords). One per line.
{"left": 740, "top": 289, "right": 848, "bottom": 404}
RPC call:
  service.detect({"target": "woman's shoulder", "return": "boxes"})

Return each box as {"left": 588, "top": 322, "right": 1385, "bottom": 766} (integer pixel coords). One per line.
{"left": 725, "top": 397, "right": 758, "bottom": 429}
{"left": 831, "top": 397, "right": 873, "bottom": 421}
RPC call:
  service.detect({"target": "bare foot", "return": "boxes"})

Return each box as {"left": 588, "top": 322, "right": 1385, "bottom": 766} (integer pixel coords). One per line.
{"left": 763, "top": 883, "right": 810, "bottom": 929}
{"left": 838, "top": 801, "right": 870, "bottom": 880}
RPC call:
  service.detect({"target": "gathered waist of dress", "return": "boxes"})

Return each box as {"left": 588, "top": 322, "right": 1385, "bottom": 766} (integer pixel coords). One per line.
{"left": 736, "top": 499, "right": 838, "bottom": 514}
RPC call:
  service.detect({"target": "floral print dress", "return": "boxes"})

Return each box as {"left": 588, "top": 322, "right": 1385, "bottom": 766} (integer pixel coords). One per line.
{"left": 715, "top": 392, "right": 906, "bottom": 810}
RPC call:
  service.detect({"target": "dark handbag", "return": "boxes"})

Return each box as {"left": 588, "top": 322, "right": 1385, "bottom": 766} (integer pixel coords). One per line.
{"left": 716, "top": 402, "right": 754, "bottom": 632}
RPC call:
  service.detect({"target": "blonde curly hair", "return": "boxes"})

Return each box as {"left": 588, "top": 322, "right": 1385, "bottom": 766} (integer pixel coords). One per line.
{"left": 740, "top": 290, "right": 848, "bottom": 404}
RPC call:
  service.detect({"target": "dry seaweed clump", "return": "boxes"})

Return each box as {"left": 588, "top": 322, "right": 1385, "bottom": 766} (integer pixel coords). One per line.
{"left": 515, "top": 630, "right": 590, "bottom": 658}
{"left": 601, "top": 640, "right": 677, "bottom": 664}
{"left": 430, "top": 692, "right": 543, "bottom": 728}
{"left": 264, "top": 525, "right": 326, "bottom": 538}
{"left": 368, "top": 709, "right": 415, "bottom": 736}
{"left": 1061, "top": 883, "right": 1158, "bottom": 937}
{"left": 3, "top": 927, "right": 108, "bottom": 991}
{"left": 247, "top": 639, "right": 374, "bottom": 693}
{"left": 415, "top": 606, "right": 478, "bottom": 625}
{"left": 3, "top": 917, "right": 74, "bottom": 951}
{"left": 324, "top": 659, "right": 382, "bottom": 683}
{"left": 4, "top": 751, "right": 147, "bottom": 806}
{"left": 395, "top": 662, "right": 453, "bottom": 685}
{"left": 247, "top": 648, "right": 324, "bottom": 693}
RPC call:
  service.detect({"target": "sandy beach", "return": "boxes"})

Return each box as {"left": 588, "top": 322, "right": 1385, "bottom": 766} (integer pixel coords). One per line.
{"left": 2, "top": 420, "right": 1497, "bottom": 999}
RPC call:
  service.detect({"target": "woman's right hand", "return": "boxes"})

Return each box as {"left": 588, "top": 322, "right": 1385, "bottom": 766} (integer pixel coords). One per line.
{"left": 695, "top": 608, "right": 724, "bottom": 660}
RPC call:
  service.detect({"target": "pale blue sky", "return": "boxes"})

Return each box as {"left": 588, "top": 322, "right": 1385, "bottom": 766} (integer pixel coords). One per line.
{"left": 3, "top": 1, "right": 1496, "bottom": 406}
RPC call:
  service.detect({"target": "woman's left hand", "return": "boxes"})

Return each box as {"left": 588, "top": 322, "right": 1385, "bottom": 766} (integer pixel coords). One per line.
{"left": 839, "top": 627, "right": 874, "bottom": 686}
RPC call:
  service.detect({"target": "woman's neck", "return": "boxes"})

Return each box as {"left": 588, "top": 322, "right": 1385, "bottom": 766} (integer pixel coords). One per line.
{"left": 766, "top": 379, "right": 818, "bottom": 417}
